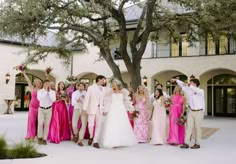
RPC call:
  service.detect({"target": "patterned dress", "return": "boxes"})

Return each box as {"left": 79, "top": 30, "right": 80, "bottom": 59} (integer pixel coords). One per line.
{"left": 134, "top": 97, "right": 149, "bottom": 142}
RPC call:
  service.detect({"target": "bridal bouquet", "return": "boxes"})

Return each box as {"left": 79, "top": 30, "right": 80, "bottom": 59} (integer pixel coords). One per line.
{"left": 175, "top": 114, "right": 187, "bottom": 125}
{"left": 14, "top": 64, "right": 28, "bottom": 71}
{"left": 66, "top": 75, "right": 78, "bottom": 82}
{"left": 45, "top": 67, "right": 53, "bottom": 74}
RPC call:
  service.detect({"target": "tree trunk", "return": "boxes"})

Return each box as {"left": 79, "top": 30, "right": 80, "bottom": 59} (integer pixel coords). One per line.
{"left": 130, "top": 60, "right": 142, "bottom": 91}
{"left": 99, "top": 46, "right": 128, "bottom": 88}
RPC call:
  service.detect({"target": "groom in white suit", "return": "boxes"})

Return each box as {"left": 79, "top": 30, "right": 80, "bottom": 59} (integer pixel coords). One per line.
{"left": 83, "top": 75, "right": 106, "bottom": 148}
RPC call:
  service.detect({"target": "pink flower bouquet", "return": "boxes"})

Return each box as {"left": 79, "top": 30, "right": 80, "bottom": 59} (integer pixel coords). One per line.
{"left": 66, "top": 75, "right": 78, "bottom": 82}
{"left": 45, "top": 67, "right": 53, "bottom": 74}
{"left": 14, "top": 64, "right": 28, "bottom": 71}
{"left": 175, "top": 115, "right": 187, "bottom": 125}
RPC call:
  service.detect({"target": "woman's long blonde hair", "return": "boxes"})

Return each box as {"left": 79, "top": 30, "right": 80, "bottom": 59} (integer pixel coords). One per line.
{"left": 173, "top": 85, "right": 182, "bottom": 95}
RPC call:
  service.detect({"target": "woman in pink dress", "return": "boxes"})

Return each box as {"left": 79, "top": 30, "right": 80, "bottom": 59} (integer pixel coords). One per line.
{"left": 150, "top": 89, "right": 167, "bottom": 145}
{"left": 66, "top": 82, "right": 76, "bottom": 135}
{"left": 48, "top": 81, "right": 71, "bottom": 143}
{"left": 167, "top": 86, "right": 185, "bottom": 145}
{"left": 127, "top": 87, "right": 135, "bottom": 128}
{"left": 133, "top": 85, "right": 149, "bottom": 143}
{"left": 23, "top": 71, "right": 42, "bottom": 141}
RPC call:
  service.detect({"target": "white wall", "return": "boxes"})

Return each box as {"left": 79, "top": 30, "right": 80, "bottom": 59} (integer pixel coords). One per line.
{"left": 0, "top": 43, "right": 71, "bottom": 114}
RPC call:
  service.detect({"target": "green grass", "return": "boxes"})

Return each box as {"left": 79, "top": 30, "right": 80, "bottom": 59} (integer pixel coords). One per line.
{"left": 0, "top": 135, "right": 46, "bottom": 159}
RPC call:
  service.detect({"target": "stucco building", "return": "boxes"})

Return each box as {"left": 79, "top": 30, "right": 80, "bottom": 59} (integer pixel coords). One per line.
{"left": 0, "top": 1, "right": 235, "bottom": 117}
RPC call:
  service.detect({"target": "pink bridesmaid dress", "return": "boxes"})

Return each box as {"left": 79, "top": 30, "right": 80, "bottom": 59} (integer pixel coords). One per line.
{"left": 48, "top": 92, "right": 71, "bottom": 143}
{"left": 66, "top": 85, "right": 76, "bottom": 135}
{"left": 167, "top": 94, "right": 185, "bottom": 145}
{"left": 25, "top": 90, "right": 39, "bottom": 140}
{"left": 150, "top": 98, "right": 167, "bottom": 145}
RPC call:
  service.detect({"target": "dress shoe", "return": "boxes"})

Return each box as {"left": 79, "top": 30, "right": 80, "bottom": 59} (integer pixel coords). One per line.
{"left": 38, "top": 138, "right": 47, "bottom": 145}
{"left": 88, "top": 138, "right": 93, "bottom": 146}
{"left": 73, "top": 135, "right": 79, "bottom": 143}
{"left": 93, "top": 143, "right": 100, "bottom": 149}
{"left": 191, "top": 144, "right": 200, "bottom": 149}
{"left": 77, "top": 141, "right": 84, "bottom": 147}
{"left": 180, "top": 143, "right": 189, "bottom": 149}
{"left": 42, "top": 140, "right": 47, "bottom": 145}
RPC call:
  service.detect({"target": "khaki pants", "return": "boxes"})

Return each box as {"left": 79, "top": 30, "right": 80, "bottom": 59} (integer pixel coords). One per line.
{"left": 37, "top": 108, "right": 52, "bottom": 140}
{"left": 185, "top": 110, "right": 204, "bottom": 145}
{"left": 72, "top": 108, "right": 88, "bottom": 141}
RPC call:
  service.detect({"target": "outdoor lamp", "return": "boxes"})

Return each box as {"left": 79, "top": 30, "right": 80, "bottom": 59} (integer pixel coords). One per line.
{"left": 5, "top": 73, "right": 10, "bottom": 84}
{"left": 143, "top": 76, "right": 147, "bottom": 86}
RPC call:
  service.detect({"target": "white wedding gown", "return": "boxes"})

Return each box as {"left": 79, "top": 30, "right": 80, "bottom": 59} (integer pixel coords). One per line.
{"left": 100, "top": 92, "right": 138, "bottom": 148}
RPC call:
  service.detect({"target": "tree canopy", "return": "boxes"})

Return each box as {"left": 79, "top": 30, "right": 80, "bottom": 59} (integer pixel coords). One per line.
{"left": 0, "top": 0, "right": 235, "bottom": 90}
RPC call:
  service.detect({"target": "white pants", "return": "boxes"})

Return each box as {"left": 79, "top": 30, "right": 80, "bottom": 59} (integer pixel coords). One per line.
{"left": 87, "top": 111, "right": 103, "bottom": 143}
{"left": 37, "top": 108, "right": 52, "bottom": 140}
{"left": 72, "top": 108, "right": 88, "bottom": 141}
{"left": 185, "top": 110, "right": 204, "bottom": 145}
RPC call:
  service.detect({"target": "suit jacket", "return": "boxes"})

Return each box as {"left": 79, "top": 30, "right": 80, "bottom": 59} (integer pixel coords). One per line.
{"left": 83, "top": 84, "right": 104, "bottom": 114}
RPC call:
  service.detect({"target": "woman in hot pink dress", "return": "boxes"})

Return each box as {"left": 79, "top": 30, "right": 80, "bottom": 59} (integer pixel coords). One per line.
{"left": 23, "top": 71, "right": 42, "bottom": 141}
{"left": 133, "top": 85, "right": 149, "bottom": 143}
{"left": 66, "top": 82, "right": 76, "bottom": 135}
{"left": 48, "top": 82, "right": 71, "bottom": 143}
{"left": 127, "top": 87, "right": 135, "bottom": 128}
{"left": 167, "top": 86, "right": 185, "bottom": 145}
{"left": 150, "top": 89, "right": 167, "bottom": 145}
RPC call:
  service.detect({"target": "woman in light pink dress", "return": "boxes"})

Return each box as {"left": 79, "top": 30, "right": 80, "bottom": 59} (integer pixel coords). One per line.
{"left": 23, "top": 71, "right": 42, "bottom": 141}
{"left": 133, "top": 85, "right": 149, "bottom": 143}
{"left": 48, "top": 82, "right": 71, "bottom": 143}
{"left": 167, "top": 86, "right": 185, "bottom": 145}
{"left": 150, "top": 89, "right": 166, "bottom": 145}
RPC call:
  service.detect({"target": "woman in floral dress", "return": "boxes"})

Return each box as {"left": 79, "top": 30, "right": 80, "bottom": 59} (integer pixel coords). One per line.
{"left": 133, "top": 85, "right": 149, "bottom": 143}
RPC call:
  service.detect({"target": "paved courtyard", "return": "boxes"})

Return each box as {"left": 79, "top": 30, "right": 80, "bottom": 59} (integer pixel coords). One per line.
{"left": 0, "top": 112, "right": 235, "bottom": 164}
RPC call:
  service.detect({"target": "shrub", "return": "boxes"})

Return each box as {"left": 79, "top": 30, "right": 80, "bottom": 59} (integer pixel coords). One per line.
{"left": 8, "top": 141, "right": 40, "bottom": 159}
{"left": 0, "top": 136, "right": 46, "bottom": 159}
{"left": 0, "top": 135, "right": 8, "bottom": 159}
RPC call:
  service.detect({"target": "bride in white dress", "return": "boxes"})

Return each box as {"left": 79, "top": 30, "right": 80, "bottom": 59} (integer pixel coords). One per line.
{"left": 100, "top": 79, "right": 138, "bottom": 148}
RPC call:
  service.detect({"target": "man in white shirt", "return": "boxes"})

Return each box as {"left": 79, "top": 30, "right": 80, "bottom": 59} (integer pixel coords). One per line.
{"left": 37, "top": 79, "right": 56, "bottom": 145}
{"left": 71, "top": 82, "right": 87, "bottom": 146}
{"left": 171, "top": 78, "right": 205, "bottom": 149}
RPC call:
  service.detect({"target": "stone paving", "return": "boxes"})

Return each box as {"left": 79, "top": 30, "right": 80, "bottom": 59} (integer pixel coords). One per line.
{"left": 0, "top": 112, "right": 235, "bottom": 164}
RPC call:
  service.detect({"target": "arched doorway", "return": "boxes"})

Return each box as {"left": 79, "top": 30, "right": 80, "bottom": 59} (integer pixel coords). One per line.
{"left": 14, "top": 73, "right": 43, "bottom": 111}
{"left": 207, "top": 74, "right": 236, "bottom": 117}
{"left": 79, "top": 72, "right": 97, "bottom": 85}
{"left": 166, "top": 75, "right": 188, "bottom": 95}
{"left": 151, "top": 70, "right": 186, "bottom": 95}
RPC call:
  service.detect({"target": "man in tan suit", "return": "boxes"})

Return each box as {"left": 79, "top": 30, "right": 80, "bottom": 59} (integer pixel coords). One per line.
{"left": 83, "top": 75, "right": 106, "bottom": 148}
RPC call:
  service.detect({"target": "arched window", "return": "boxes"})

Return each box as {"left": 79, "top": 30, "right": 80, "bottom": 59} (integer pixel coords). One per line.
{"left": 208, "top": 74, "right": 236, "bottom": 85}
{"left": 15, "top": 73, "right": 42, "bottom": 83}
